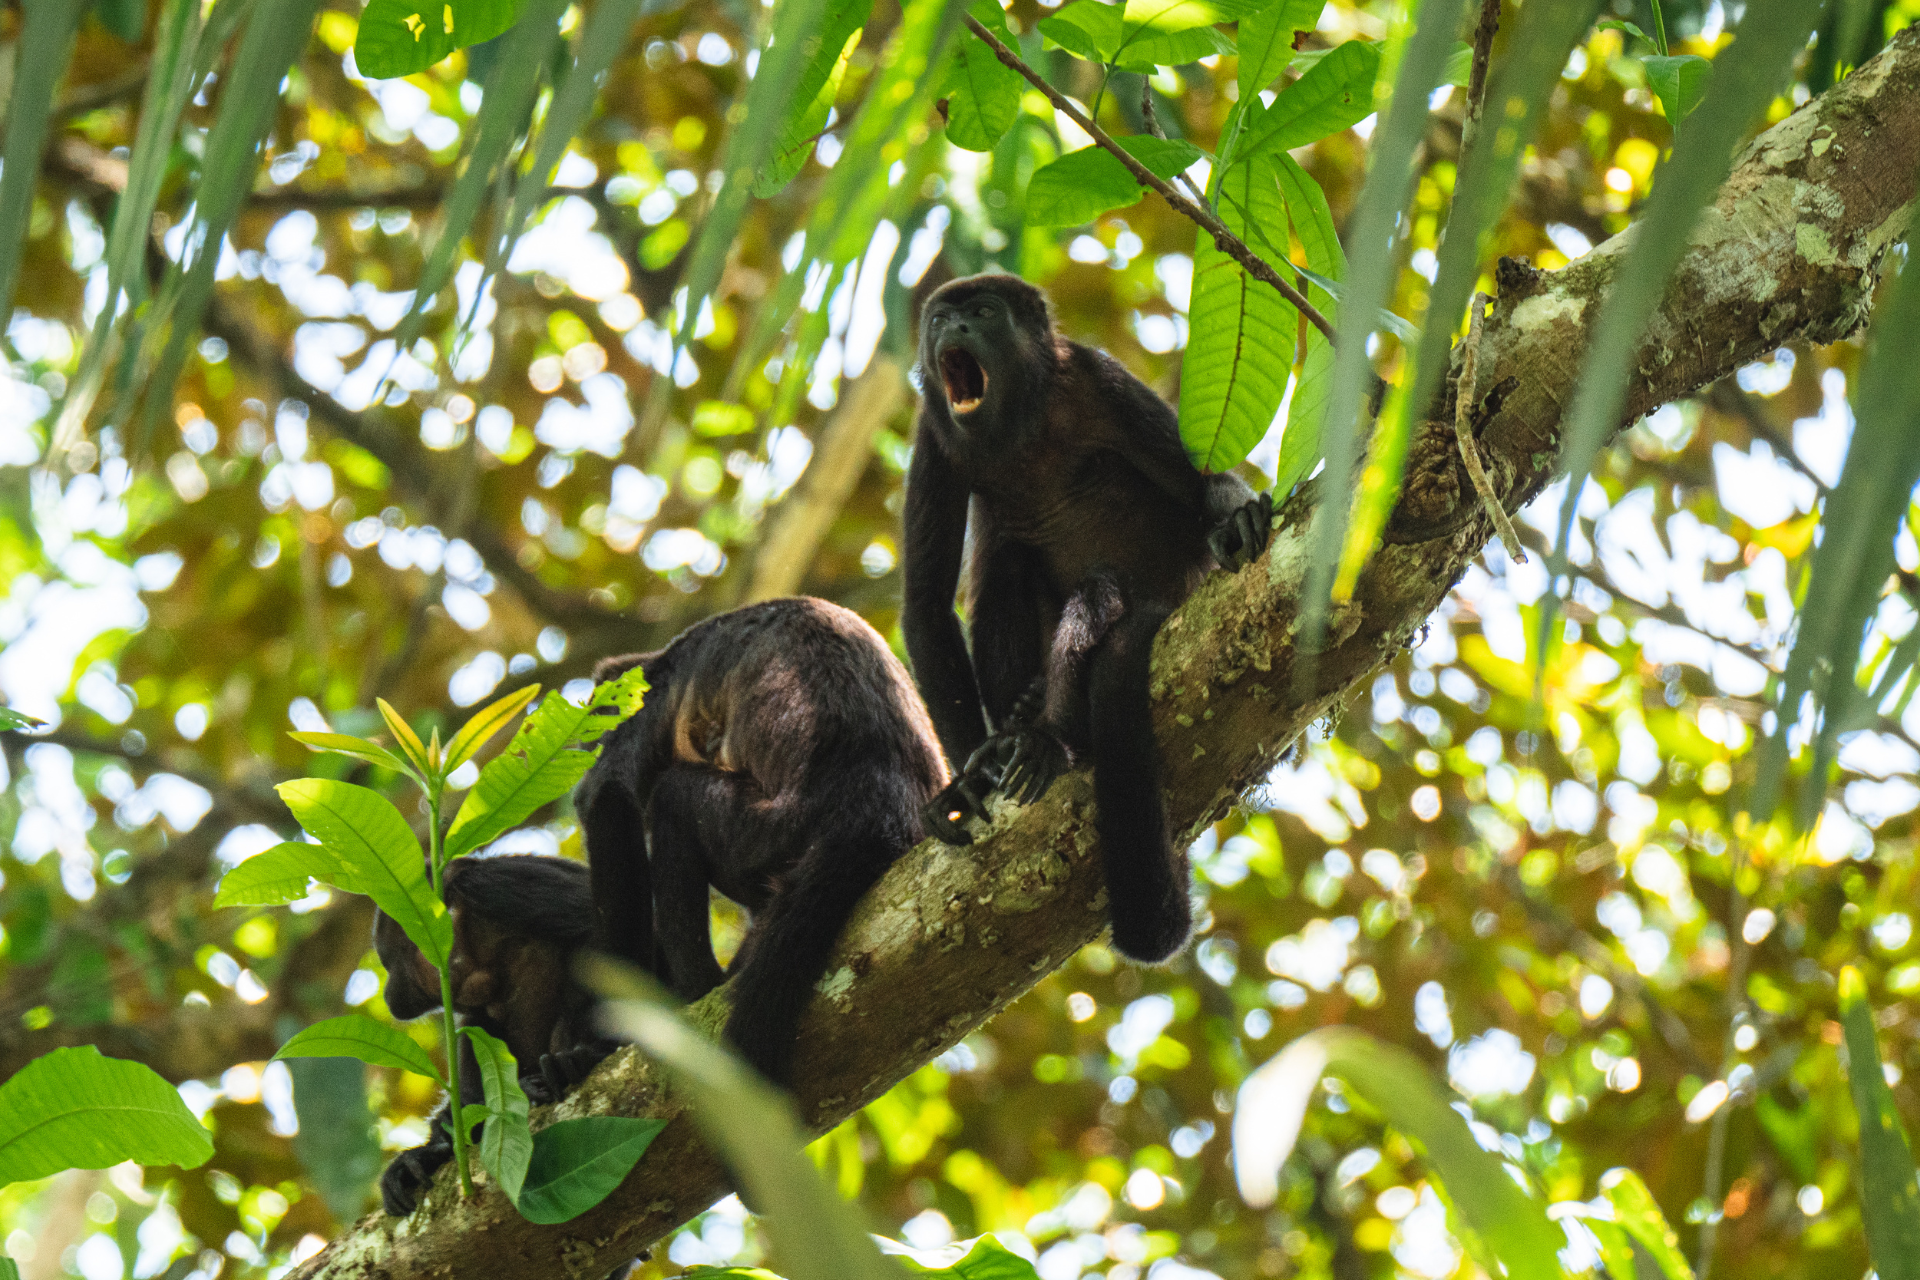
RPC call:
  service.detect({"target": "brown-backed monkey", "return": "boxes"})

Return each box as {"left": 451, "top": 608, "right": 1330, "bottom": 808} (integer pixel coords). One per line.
{"left": 902, "top": 273, "right": 1271, "bottom": 964}
{"left": 575, "top": 596, "right": 948, "bottom": 1087}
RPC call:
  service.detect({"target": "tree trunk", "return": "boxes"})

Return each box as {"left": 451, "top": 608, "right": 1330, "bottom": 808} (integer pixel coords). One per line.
{"left": 294, "top": 25, "right": 1920, "bottom": 1278}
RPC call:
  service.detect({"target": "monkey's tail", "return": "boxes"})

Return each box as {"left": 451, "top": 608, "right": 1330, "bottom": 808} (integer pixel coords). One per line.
{"left": 723, "top": 790, "right": 914, "bottom": 1087}
{"left": 1089, "top": 605, "right": 1192, "bottom": 965}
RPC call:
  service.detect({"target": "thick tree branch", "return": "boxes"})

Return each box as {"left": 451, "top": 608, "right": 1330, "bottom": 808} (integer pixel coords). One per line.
{"left": 962, "top": 16, "right": 1337, "bottom": 344}
{"left": 291, "top": 27, "right": 1920, "bottom": 1279}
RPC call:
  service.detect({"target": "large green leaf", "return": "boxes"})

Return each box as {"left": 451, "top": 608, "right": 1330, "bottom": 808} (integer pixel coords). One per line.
{"left": 275, "top": 1013, "right": 444, "bottom": 1084}
{"left": 447, "top": 665, "right": 648, "bottom": 857}
{"left": 354, "top": 0, "right": 526, "bottom": 78}
{"left": 515, "top": 1116, "right": 666, "bottom": 1224}
{"left": 600, "top": 968, "right": 901, "bottom": 1280}
{"left": 276, "top": 778, "right": 450, "bottom": 968}
{"left": 946, "top": 0, "right": 1025, "bottom": 152}
{"left": 756, "top": 0, "right": 874, "bottom": 190}
{"left": 1237, "top": 0, "right": 1326, "bottom": 99}
{"left": 1179, "top": 155, "right": 1294, "bottom": 473}
{"left": 1645, "top": 54, "right": 1713, "bottom": 128}
{"left": 1303, "top": 0, "right": 1471, "bottom": 631}
{"left": 289, "top": 731, "right": 415, "bottom": 776}
{"left": 1234, "top": 1027, "right": 1569, "bottom": 1280}
{"left": 0, "top": 1047, "right": 214, "bottom": 1185}
{"left": 0, "top": 0, "right": 85, "bottom": 324}
{"left": 1841, "top": 967, "right": 1920, "bottom": 1280}
{"left": 1236, "top": 38, "right": 1380, "bottom": 161}
{"left": 287, "top": 1055, "right": 382, "bottom": 1225}
{"left": 462, "top": 1027, "right": 533, "bottom": 1205}
{"left": 213, "top": 841, "right": 368, "bottom": 907}
{"left": 1027, "top": 136, "right": 1202, "bottom": 227}
{"left": 1271, "top": 153, "right": 1343, "bottom": 497}
{"left": 1545, "top": 0, "right": 1827, "bottom": 660}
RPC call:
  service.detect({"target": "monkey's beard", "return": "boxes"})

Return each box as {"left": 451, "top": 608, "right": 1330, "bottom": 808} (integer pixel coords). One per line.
{"left": 940, "top": 348, "right": 987, "bottom": 415}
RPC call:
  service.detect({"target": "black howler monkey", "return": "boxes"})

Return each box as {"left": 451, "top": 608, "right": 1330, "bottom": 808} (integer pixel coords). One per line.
{"left": 373, "top": 853, "right": 601, "bottom": 1217}
{"left": 576, "top": 596, "right": 948, "bottom": 1086}
{"left": 903, "top": 273, "right": 1271, "bottom": 964}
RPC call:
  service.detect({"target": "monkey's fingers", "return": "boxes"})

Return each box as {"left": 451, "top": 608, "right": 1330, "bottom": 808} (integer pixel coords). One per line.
{"left": 923, "top": 787, "right": 978, "bottom": 845}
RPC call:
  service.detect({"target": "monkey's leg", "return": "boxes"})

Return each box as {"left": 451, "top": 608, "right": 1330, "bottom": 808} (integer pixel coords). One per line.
{"left": 580, "top": 767, "right": 654, "bottom": 971}
{"left": 997, "top": 574, "right": 1126, "bottom": 803}
{"left": 647, "top": 768, "right": 734, "bottom": 1003}
{"left": 969, "top": 540, "right": 1053, "bottom": 727}
{"left": 722, "top": 808, "right": 904, "bottom": 1087}
{"left": 1085, "top": 596, "right": 1191, "bottom": 963}
{"left": 380, "top": 1024, "right": 486, "bottom": 1215}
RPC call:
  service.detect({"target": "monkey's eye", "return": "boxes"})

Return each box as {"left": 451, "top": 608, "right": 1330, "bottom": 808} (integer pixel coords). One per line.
{"left": 975, "top": 304, "right": 993, "bottom": 317}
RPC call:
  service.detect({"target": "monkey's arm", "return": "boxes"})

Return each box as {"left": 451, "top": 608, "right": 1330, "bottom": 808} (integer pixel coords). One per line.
{"left": 902, "top": 418, "right": 988, "bottom": 766}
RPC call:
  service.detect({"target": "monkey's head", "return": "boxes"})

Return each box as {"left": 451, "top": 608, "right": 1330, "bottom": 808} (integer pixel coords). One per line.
{"left": 372, "top": 908, "right": 444, "bottom": 1021}
{"left": 918, "top": 274, "right": 1057, "bottom": 430}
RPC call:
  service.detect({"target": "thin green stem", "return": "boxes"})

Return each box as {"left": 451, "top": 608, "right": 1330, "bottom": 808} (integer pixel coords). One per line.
{"left": 1648, "top": 0, "right": 1670, "bottom": 55}
{"left": 427, "top": 782, "right": 474, "bottom": 1199}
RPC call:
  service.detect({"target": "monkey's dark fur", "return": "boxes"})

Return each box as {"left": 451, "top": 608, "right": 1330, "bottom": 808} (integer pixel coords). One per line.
{"left": 576, "top": 596, "right": 948, "bottom": 1086}
{"left": 372, "top": 854, "right": 600, "bottom": 1218}
{"left": 903, "top": 273, "right": 1270, "bottom": 964}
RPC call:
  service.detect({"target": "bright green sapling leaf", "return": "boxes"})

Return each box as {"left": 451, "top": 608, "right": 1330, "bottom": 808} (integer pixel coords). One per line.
{"left": 214, "top": 841, "right": 367, "bottom": 907}
{"left": 516, "top": 1117, "right": 667, "bottom": 1224}
{"left": 0, "top": 1046, "right": 214, "bottom": 1186}
{"left": 1027, "top": 136, "right": 1203, "bottom": 226}
{"left": 275, "top": 1014, "right": 445, "bottom": 1085}
{"left": 1236, "top": 0, "right": 1325, "bottom": 99}
{"left": 462, "top": 1026, "right": 533, "bottom": 1205}
{"left": 288, "top": 731, "right": 415, "bottom": 776}
{"left": 1236, "top": 37, "right": 1379, "bottom": 160}
{"left": 1645, "top": 54, "right": 1712, "bottom": 127}
{"left": 276, "top": 778, "right": 450, "bottom": 968}
{"left": 446, "top": 666, "right": 648, "bottom": 858}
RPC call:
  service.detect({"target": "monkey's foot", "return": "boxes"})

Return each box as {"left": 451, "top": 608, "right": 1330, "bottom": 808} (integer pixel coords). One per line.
{"left": 998, "top": 726, "right": 1069, "bottom": 804}
{"left": 380, "top": 1140, "right": 451, "bottom": 1216}
{"left": 1209, "top": 491, "right": 1274, "bottom": 572}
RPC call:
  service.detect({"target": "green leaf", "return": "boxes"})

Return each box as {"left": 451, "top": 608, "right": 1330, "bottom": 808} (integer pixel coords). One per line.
{"left": 354, "top": 0, "right": 526, "bottom": 78}
{"left": 275, "top": 1013, "right": 445, "bottom": 1085}
{"left": 1597, "top": 1169, "right": 1694, "bottom": 1280}
{"left": 515, "top": 1116, "right": 667, "bottom": 1224}
{"left": 463, "top": 1027, "right": 533, "bottom": 1205}
{"left": 93, "top": 0, "right": 146, "bottom": 41}
{"left": 758, "top": 0, "right": 873, "bottom": 192}
{"left": 290, "top": 731, "right": 415, "bottom": 776}
{"left": 276, "top": 778, "right": 450, "bottom": 968}
{"left": 1442, "top": 38, "right": 1472, "bottom": 87}
{"left": 1040, "top": 3, "right": 1123, "bottom": 61}
{"left": 1180, "top": 155, "right": 1294, "bottom": 472}
{"left": 447, "top": 666, "right": 649, "bottom": 857}
{"left": 1303, "top": 0, "right": 1473, "bottom": 631}
{"left": 287, "top": 1056, "right": 381, "bottom": 1224}
{"left": 1545, "top": 0, "right": 1829, "bottom": 682}
{"left": 946, "top": 0, "right": 1026, "bottom": 151}
{"left": 601, "top": 968, "right": 901, "bottom": 1280}
{"left": 1841, "top": 966, "right": 1920, "bottom": 1280}
{"left": 1598, "top": 18, "right": 1653, "bottom": 46}
{"left": 213, "top": 841, "right": 366, "bottom": 907}
{"left": 1271, "top": 153, "right": 1343, "bottom": 497}
{"left": 1123, "top": 23, "right": 1235, "bottom": 68}
{"left": 1120, "top": 0, "right": 1267, "bottom": 37}
{"left": 0, "top": 1, "right": 84, "bottom": 323}
{"left": 1235, "top": 1028, "right": 1570, "bottom": 1280}
{"left": 444, "top": 685, "right": 542, "bottom": 773}
{"left": 2, "top": 1257, "right": 18, "bottom": 1280}
{"left": 132, "top": 0, "right": 324, "bottom": 454}
{"left": 1645, "top": 54, "right": 1713, "bottom": 127}
{"left": 1237, "top": 37, "right": 1379, "bottom": 161}
{"left": 1236, "top": 0, "right": 1326, "bottom": 99}
{"left": 0, "top": 707, "right": 43, "bottom": 731}
{"left": 1026, "top": 136, "right": 1195, "bottom": 229}
{"left": 899, "top": 1235, "right": 1043, "bottom": 1278}
{"left": 0, "top": 1046, "right": 214, "bottom": 1185}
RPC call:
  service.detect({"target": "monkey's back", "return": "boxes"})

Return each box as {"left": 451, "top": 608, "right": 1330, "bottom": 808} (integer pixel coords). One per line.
{"left": 603, "top": 598, "right": 948, "bottom": 820}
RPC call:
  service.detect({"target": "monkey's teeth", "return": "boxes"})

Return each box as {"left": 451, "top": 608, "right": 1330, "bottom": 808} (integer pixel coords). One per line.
{"left": 952, "top": 397, "right": 982, "bottom": 414}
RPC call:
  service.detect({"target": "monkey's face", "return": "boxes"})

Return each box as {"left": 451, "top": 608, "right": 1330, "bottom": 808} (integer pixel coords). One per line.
{"left": 921, "top": 286, "right": 1022, "bottom": 424}
{"left": 372, "top": 910, "right": 443, "bottom": 1020}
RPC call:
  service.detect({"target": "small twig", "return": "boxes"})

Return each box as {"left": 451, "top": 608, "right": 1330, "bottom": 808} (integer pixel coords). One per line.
{"left": 1454, "top": 292, "right": 1525, "bottom": 561}
{"left": 1460, "top": 0, "right": 1501, "bottom": 158}
{"left": 964, "top": 15, "right": 1335, "bottom": 344}
{"left": 1139, "top": 81, "right": 1209, "bottom": 206}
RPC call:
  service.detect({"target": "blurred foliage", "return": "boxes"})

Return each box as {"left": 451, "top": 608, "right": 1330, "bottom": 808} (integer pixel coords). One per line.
{"left": 3, "top": 0, "right": 1920, "bottom": 1278}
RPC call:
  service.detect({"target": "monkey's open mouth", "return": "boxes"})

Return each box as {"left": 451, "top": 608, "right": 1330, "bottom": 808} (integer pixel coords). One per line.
{"left": 940, "top": 348, "right": 987, "bottom": 414}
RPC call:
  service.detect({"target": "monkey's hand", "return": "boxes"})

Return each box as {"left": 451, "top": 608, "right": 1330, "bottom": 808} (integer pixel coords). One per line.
{"left": 380, "top": 1138, "right": 451, "bottom": 1216}
{"left": 924, "top": 735, "right": 1018, "bottom": 845}
{"left": 538, "top": 1039, "right": 621, "bottom": 1099}
{"left": 998, "top": 724, "right": 1069, "bottom": 805}
{"left": 1208, "top": 491, "right": 1274, "bottom": 572}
